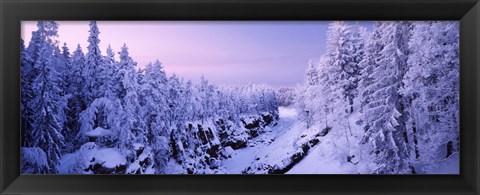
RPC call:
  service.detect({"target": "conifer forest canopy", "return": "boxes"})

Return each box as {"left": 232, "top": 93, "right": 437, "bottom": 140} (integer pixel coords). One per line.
{"left": 20, "top": 21, "right": 459, "bottom": 174}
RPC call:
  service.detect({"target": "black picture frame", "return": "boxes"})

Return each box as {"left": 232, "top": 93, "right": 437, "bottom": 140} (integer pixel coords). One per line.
{"left": 1, "top": 0, "right": 479, "bottom": 194}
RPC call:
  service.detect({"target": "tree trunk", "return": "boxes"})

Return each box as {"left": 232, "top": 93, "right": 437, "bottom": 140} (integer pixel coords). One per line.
{"left": 412, "top": 119, "right": 420, "bottom": 159}
{"left": 446, "top": 141, "right": 453, "bottom": 158}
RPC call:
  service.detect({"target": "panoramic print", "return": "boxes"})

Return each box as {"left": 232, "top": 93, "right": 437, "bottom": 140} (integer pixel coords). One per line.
{"left": 20, "top": 21, "right": 459, "bottom": 174}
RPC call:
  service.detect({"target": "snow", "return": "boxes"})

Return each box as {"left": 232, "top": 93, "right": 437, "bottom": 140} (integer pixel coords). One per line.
{"left": 430, "top": 153, "right": 459, "bottom": 174}
{"left": 126, "top": 161, "right": 141, "bottom": 173}
{"left": 58, "top": 143, "right": 126, "bottom": 173}
{"left": 22, "top": 21, "right": 459, "bottom": 175}
{"left": 21, "top": 147, "right": 48, "bottom": 166}
{"left": 57, "top": 152, "right": 77, "bottom": 174}
{"left": 286, "top": 103, "right": 377, "bottom": 174}
{"left": 222, "top": 106, "right": 299, "bottom": 173}
{"left": 278, "top": 106, "right": 297, "bottom": 118}
{"left": 223, "top": 146, "right": 235, "bottom": 158}
{"left": 222, "top": 145, "right": 258, "bottom": 173}
{"left": 163, "top": 159, "right": 187, "bottom": 174}
{"left": 221, "top": 104, "right": 380, "bottom": 174}
{"left": 84, "top": 127, "right": 113, "bottom": 137}
{"left": 21, "top": 147, "right": 49, "bottom": 173}
{"left": 412, "top": 153, "right": 460, "bottom": 174}
{"left": 94, "top": 148, "right": 126, "bottom": 168}
{"left": 287, "top": 144, "right": 349, "bottom": 174}
{"left": 133, "top": 143, "right": 144, "bottom": 151}
{"left": 241, "top": 116, "right": 255, "bottom": 125}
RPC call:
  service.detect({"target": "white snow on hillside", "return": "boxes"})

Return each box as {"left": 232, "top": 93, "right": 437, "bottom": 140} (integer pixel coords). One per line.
{"left": 222, "top": 106, "right": 372, "bottom": 174}
{"left": 222, "top": 106, "right": 298, "bottom": 173}
{"left": 286, "top": 109, "right": 376, "bottom": 174}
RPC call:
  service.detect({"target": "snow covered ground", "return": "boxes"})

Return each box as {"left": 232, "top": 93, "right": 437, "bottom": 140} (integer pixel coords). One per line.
{"left": 222, "top": 105, "right": 371, "bottom": 174}
{"left": 222, "top": 106, "right": 299, "bottom": 173}
{"left": 286, "top": 107, "right": 377, "bottom": 174}
{"left": 221, "top": 105, "right": 374, "bottom": 174}
{"left": 58, "top": 142, "right": 127, "bottom": 174}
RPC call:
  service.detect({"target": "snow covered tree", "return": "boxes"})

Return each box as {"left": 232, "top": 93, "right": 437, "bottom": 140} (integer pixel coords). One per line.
{"left": 61, "top": 43, "right": 70, "bottom": 59}
{"left": 301, "top": 21, "right": 362, "bottom": 138}
{"left": 297, "top": 57, "right": 321, "bottom": 128}
{"left": 401, "top": 21, "right": 459, "bottom": 172}
{"left": 276, "top": 87, "right": 296, "bottom": 107}
{"left": 113, "top": 44, "right": 137, "bottom": 99}
{"left": 21, "top": 38, "right": 34, "bottom": 147}
{"left": 30, "top": 42, "right": 67, "bottom": 173}
{"left": 297, "top": 58, "right": 319, "bottom": 127}
{"left": 101, "top": 45, "right": 117, "bottom": 98}
{"left": 64, "top": 45, "right": 87, "bottom": 150}
{"left": 58, "top": 43, "right": 72, "bottom": 94}
{"left": 21, "top": 147, "right": 49, "bottom": 174}
{"left": 305, "top": 59, "right": 319, "bottom": 86}
{"left": 196, "top": 75, "right": 215, "bottom": 124}
{"left": 323, "top": 21, "right": 362, "bottom": 114}
{"left": 140, "top": 60, "right": 171, "bottom": 173}
{"left": 358, "top": 25, "right": 381, "bottom": 113}
{"left": 140, "top": 60, "right": 169, "bottom": 144}
{"left": 77, "top": 97, "right": 122, "bottom": 147}
{"left": 346, "top": 24, "right": 368, "bottom": 112}
{"left": 22, "top": 21, "right": 60, "bottom": 148}
{"left": 48, "top": 45, "right": 73, "bottom": 147}
{"left": 83, "top": 21, "right": 104, "bottom": 104}
{"left": 309, "top": 59, "right": 330, "bottom": 128}
{"left": 181, "top": 80, "right": 196, "bottom": 121}
{"left": 20, "top": 21, "right": 68, "bottom": 173}
{"left": 115, "top": 44, "right": 144, "bottom": 156}
{"left": 166, "top": 74, "right": 182, "bottom": 127}
{"left": 359, "top": 21, "right": 413, "bottom": 174}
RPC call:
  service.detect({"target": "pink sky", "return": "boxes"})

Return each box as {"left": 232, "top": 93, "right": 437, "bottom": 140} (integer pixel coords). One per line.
{"left": 22, "top": 21, "right": 362, "bottom": 87}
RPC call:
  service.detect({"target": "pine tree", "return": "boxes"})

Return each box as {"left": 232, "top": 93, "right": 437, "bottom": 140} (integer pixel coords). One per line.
{"left": 102, "top": 45, "right": 117, "bottom": 98}
{"left": 65, "top": 45, "right": 87, "bottom": 150}
{"left": 305, "top": 59, "right": 319, "bottom": 86}
{"left": 346, "top": 24, "right": 367, "bottom": 112}
{"left": 114, "top": 44, "right": 137, "bottom": 99}
{"left": 358, "top": 23, "right": 381, "bottom": 113}
{"left": 21, "top": 21, "right": 67, "bottom": 173}
{"left": 21, "top": 38, "right": 34, "bottom": 147}
{"left": 140, "top": 60, "right": 169, "bottom": 144}
{"left": 84, "top": 21, "right": 104, "bottom": 104}
{"left": 140, "top": 60, "right": 171, "bottom": 173}
{"left": 22, "top": 21, "right": 60, "bottom": 148}
{"left": 31, "top": 42, "right": 67, "bottom": 173}
{"left": 323, "top": 21, "right": 362, "bottom": 114}
{"left": 197, "top": 75, "right": 211, "bottom": 124}
{"left": 116, "top": 44, "right": 143, "bottom": 154}
{"left": 167, "top": 74, "right": 182, "bottom": 127}
{"left": 401, "top": 21, "right": 459, "bottom": 172}
{"left": 182, "top": 80, "right": 196, "bottom": 122}
{"left": 359, "top": 21, "right": 413, "bottom": 174}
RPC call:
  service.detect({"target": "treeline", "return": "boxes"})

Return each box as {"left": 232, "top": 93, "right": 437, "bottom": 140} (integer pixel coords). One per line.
{"left": 276, "top": 87, "right": 297, "bottom": 107}
{"left": 21, "top": 21, "right": 279, "bottom": 174}
{"left": 298, "top": 21, "right": 459, "bottom": 174}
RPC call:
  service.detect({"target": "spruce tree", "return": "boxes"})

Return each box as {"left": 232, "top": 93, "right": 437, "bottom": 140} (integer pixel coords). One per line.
{"left": 360, "top": 21, "right": 413, "bottom": 174}
{"left": 84, "top": 21, "right": 104, "bottom": 104}
{"left": 31, "top": 41, "right": 67, "bottom": 173}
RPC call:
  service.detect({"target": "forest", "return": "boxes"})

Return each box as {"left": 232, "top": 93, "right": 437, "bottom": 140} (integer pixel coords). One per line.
{"left": 21, "top": 21, "right": 459, "bottom": 174}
